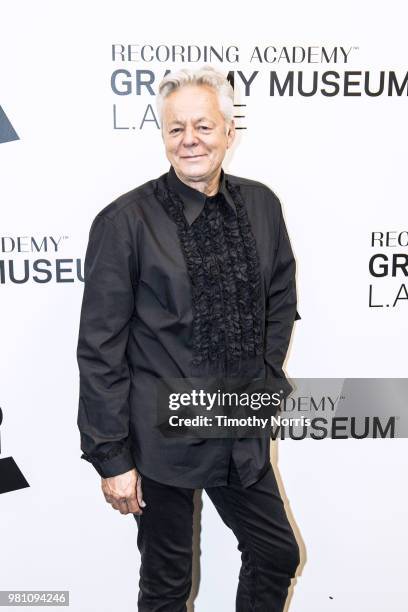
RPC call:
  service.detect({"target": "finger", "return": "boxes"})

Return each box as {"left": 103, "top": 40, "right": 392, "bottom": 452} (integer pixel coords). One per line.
{"left": 102, "top": 490, "right": 114, "bottom": 504}
{"left": 127, "top": 500, "right": 142, "bottom": 515}
{"left": 125, "top": 490, "right": 142, "bottom": 515}
{"left": 136, "top": 476, "right": 147, "bottom": 508}
{"left": 106, "top": 495, "right": 132, "bottom": 514}
{"left": 117, "top": 499, "right": 130, "bottom": 515}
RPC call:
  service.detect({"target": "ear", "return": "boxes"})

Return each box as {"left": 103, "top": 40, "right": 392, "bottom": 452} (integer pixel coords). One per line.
{"left": 226, "top": 119, "right": 236, "bottom": 149}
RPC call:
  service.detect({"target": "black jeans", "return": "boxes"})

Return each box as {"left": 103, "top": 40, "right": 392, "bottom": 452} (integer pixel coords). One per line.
{"left": 133, "top": 459, "right": 300, "bottom": 611}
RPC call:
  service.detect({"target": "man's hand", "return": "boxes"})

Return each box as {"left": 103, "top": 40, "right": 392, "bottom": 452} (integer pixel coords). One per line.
{"left": 101, "top": 468, "right": 146, "bottom": 515}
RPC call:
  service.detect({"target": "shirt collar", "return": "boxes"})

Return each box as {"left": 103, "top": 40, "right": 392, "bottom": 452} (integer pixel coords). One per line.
{"left": 167, "top": 165, "right": 236, "bottom": 225}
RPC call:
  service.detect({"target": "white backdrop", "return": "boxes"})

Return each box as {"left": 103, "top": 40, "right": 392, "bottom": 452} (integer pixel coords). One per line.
{"left": 1, "top": 1, "right": 407, "bottom": 611}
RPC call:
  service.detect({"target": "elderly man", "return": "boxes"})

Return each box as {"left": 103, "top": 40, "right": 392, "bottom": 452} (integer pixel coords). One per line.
{"left": 77, "top": 65, "right": 300, "bottom": 611}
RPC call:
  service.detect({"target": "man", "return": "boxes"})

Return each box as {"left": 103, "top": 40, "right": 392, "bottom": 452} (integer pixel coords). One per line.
{"left": 77, "top": 65, "right": 301, "bottom": 611}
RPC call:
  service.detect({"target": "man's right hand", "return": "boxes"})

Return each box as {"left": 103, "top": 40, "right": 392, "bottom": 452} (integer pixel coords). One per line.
{"left": 101, "top": 468, "right": 146, "bottom": 516}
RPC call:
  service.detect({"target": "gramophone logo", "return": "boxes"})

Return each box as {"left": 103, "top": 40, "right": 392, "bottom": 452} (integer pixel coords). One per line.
{"left": 0, "top": 105, "right": 19, "bottom": 144}
{"left": 0, "top": 405, "right": 29, "bottom": 494}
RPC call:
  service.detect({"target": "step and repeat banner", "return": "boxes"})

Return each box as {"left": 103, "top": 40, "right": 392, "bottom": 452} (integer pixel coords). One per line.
{"left": 1, "top": 1, "right": 407, "bottom": 611}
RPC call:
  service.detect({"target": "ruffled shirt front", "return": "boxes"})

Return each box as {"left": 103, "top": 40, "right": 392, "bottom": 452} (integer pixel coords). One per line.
{"left": 155, "top": 168, "right": 264, "bottom": 377}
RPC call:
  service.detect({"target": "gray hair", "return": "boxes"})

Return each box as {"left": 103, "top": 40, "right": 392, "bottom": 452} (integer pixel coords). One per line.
{"left": 156, "top": 65, "right": 234, "bottom": 128}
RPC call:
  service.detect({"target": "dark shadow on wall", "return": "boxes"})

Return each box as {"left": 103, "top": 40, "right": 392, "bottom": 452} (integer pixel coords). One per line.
{"left": 270, "top": 441, "right": 305, "bottom": 612}
{"left": 187, "top": 489, "right": 203, "bottom": 612}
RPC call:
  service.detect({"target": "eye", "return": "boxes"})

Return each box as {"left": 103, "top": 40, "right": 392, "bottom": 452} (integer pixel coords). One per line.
{"left": 170, "top": 128, "right": 182, "bottom": 134}
{"left": 198, "top": 125, "right": 211, "bottom": 131}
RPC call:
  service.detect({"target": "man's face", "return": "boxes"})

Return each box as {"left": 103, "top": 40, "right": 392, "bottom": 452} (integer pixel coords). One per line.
{"left": 161, "top": 84, "right": 235, "bottom": 185}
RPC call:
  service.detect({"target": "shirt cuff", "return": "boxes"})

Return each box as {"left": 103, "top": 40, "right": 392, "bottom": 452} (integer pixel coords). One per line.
{"left": 80, "top": 442, "right": 136, "bottom": 478}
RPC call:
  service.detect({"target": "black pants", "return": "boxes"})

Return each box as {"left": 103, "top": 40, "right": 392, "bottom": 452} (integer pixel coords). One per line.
{"left": 133, "top": 459, "right": 300, "bottom": 611}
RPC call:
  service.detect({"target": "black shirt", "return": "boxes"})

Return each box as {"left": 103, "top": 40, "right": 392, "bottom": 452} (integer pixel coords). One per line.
{"left": 76, "top": 165, "right": 300, "bottom": 487}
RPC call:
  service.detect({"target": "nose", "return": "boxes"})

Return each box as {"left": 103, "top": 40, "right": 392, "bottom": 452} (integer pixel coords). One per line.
{"left": 181, "top": 125, "right": 199, "bottom": 148}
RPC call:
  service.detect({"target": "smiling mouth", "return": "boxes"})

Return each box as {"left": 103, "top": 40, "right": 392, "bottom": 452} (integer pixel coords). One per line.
{"left": 181, "top": 155, "right": 206, "bottom": 159}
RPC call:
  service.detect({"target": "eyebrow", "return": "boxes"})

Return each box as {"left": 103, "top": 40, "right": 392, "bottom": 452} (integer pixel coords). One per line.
{"left": 168, "top": 117, "right": 215, "bottom": 126}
